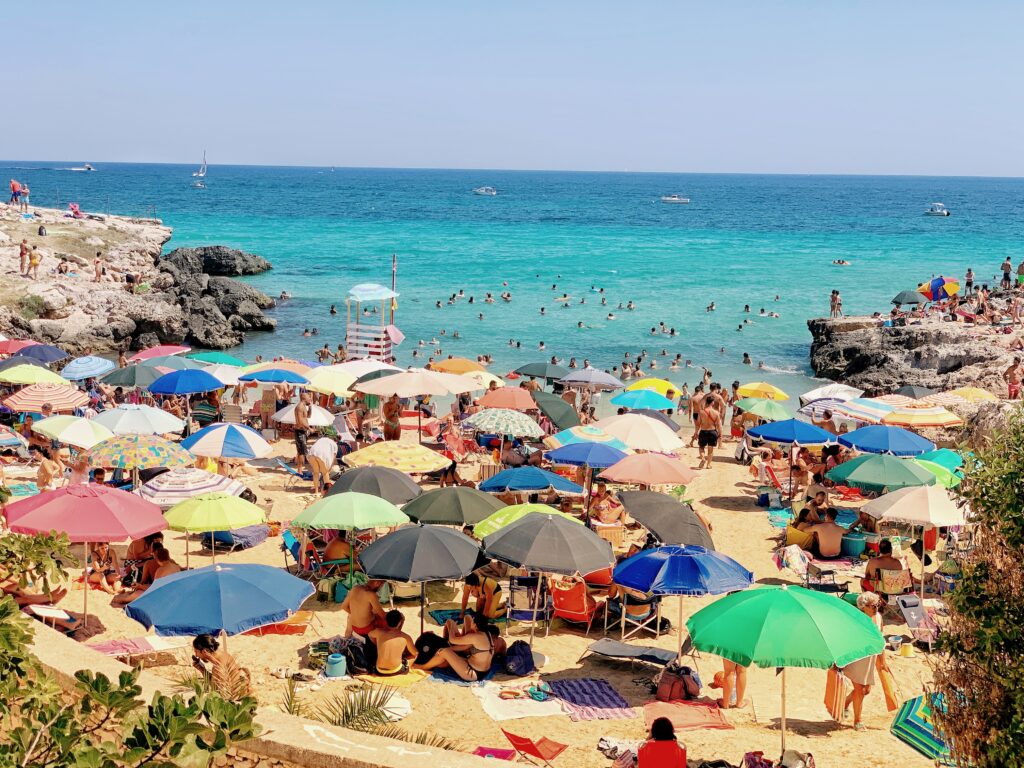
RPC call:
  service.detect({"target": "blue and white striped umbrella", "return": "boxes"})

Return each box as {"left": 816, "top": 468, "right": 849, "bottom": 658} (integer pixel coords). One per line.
{"left": 61, "top": 355, "right": 116, "bottom": 381}
{"left": 181, "top": 423, "right": 273, "bottom": 459}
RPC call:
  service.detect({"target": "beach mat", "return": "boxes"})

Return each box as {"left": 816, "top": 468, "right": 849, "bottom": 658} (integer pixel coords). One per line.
{"left": 548, "top": 678, "right": 635, "bottom": 722}
{"left": 356, "top": 669, "right": 428, "bottom": 688}
{"left": 643, "top": 700, "right": 734, "bottom": 731}
{"left": 8, "top": 481, "right": 39, "bottom": 497}
{"left": 471, "top": 682, "right": 566, "bottom": 721}
{"left": 429, "top": 665, "right": 496, "bottom": 687}
{"left": 428, "top": 608, "right": 507, "bottom": 626}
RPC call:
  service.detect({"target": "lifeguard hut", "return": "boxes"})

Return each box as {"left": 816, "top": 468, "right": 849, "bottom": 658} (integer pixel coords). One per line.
{"left": 345, "top": 283, "right": 403, "bottom": 362}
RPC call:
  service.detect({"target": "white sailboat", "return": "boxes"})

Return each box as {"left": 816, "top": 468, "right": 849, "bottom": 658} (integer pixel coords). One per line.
{"left": 192, "top": 151, "right": 207, "bottom": 178}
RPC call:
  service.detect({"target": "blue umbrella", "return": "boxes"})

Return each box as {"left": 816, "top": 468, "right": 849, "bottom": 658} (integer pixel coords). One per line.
{"left": 609, "top": 389, "right": 676, "bottom": 411}
{"left": 839, "top": 425, "right": 935, "bottom": 457}
{"left": 149, "top": 369, "right": 225, "bottom": 395}
{"left": 182, "top": 423, "right": 272, "bottom": 459}
{"left": 545, "top": 442, "right": 628, "bottom": 469}
{"left": 61, "top": 355, "right": 116, "bottom": 380}
{"left": 125, "top": 563, "right": 314, "bottom": 636}
{"left": 14, "top": 343, "right": 69, "bottom": 364}
{"left": 748, "top": 419, "right": 836, "bottom": 445}
{"left": 238, "top": 369, "right": 310, "bottom": 384}
{"left": 479, "top": 466, "right": 584, "bottom": 494}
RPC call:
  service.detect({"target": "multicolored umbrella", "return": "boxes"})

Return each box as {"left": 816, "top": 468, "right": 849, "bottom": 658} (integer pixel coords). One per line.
{"left": 88, "top": 434, "right": 193, "bottom": 470}
{"left": 429, "top": 357, "right": 485, "bottom": 374}
{"left": 600, "top": 453, "right": 697, "bottom": 486}
{"left": 129, "top": 344, "right": 192, "bottom": 362}
{"left": 139, "top": 467, "right": 245, "bottom": 509}
{"left": 0, "top": 364, "right": 70, "bottom": 386}
{"left": 825, "top": 454, "right": 936, "bottom": 492}
{"left": 921, "top": 391, "right": 968, "bottom": 407}
{"left": 186, "top": 351, "right": 246, "bottom": 366}
{"left": 477, "top": 386, "right": 537, "bottom": 411}
{"left": 734, "top": 397, "right": 789, "bottom": 422}
{"left": 182, "top": 423, "right": 272, "bottom": 459}
{"left": 478, "top": 466, "right": 585, "bottom": 495}
{"left": 831, "top": 397, "right": 896, "bottom": 424}
{"left": 544, "top": 425, "right": 628, "bottom": 452}
{"left": 882, "top": 406, "right": 964, "bottom": 429}
{"left": 625, "top": 378, "right": 681, "bottom": 397}
{"left": 0, "top": 425, "right": 27, "bottom": 449}
{"left": 61, "top": 355, "right": 115, "bottom": 381}
{"left": 839, "top": 425, "right": 935, "bottom": 456}
{"left": 609, "top": 389, "right": 676, "bottom": 411}
{"left": 242, "top": 359, "right": 312, "bottom": 376}
{"left": 890, "top": 695, "right": 954, "bottom": 765}
{"left": 4, "top": 383, "right": 88, "bottom": 412}
{"left": 797, "top": 397, "right": 847, "bottom": 419}
{"left": 736, "top": 382, "right": 789, "bottom": 401}
{"left": 465, "top": 408, "right": 544, "bottom": 438}
{"left": 92, "top": 404, "right": 185, "bottom": 435}
{"left": 32, "top": 415, "right": 113, "bottom": 449}
{"left": 343, "top": 441, "right": 451, "bottom": 473}
{"left": 402, "top": 486, "right": 505, "bottom": 526}
{"left": 291, "top": 491, "right": 408, "bottom": 530}
{"left": 917, "top": 276, "right": 960, "bottom": 301}
{"left": 474, "top": 503, "right": 581, "bottom": 539}
{"left": 594, "top": 413, "right": 683, "bottom": 452}
{"left": 149, "top": 369, "right": 225, "bottom": 395}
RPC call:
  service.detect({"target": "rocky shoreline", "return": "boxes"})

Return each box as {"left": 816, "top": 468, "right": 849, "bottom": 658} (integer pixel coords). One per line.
{"left": 0, "top": 207, "right": 276, "bottom": 353}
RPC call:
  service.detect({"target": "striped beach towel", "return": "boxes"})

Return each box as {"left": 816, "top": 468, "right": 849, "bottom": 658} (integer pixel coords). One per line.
{"left": 549, "top": 678, "right": 635, "bottom": 722}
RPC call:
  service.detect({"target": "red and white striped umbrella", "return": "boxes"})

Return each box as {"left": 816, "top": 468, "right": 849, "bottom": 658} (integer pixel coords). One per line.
{"left": 3, "top": 383, "right": 88, "bottom": 413}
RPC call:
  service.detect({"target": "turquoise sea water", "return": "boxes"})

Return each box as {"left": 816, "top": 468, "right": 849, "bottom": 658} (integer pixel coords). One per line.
{"left": 6, "top": 162, "right": 1024, "bottom": 401}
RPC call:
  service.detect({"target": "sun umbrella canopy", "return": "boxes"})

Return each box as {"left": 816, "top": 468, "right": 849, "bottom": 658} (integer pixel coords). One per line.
{"left": 4, "top": 484, "right": 167, "bottom": 543}
{"left": 482, "top": 512, "right": 613, "bottom": 576}
{"left": 238, "top": 368, "right": 309, "bottom": 384}
{"left": 617, "top": 491, "right": 714, "bottom": 549}
{"left": 343, "top": 441, "right": 451, "bottom": 473}
{"left": 613, "top": 545, "right": 752, "bottom": 596}
{"left": 14, "top": 343, "right": 69, "bottom": 364}
{"left": 32, "top": 415, "right": 112, "bottom": 449}
{"left": 129, "top": 345, "right": 191, "bottom": 363}
{"left": 595, "top": 413, "right": 683, "bottom": 452}
{"left": 330, "top": 358, "right": 402, "bottom": 379}
{"left": 544, "top": 425, "right": 628, "bottom": 452}
{"left": 531, "top": 390, "right": 581, "bottom": 430}
{"left": 0, "top": 357, "right": 48, "bottom": 375}
{"left": 360, "top": 525, "right": 486, "bottom": 582}
{"left": 140, "top": 355, "right": 206, "bottom": 371}
{"left": 862, "top": 484, "right": 965, "bottom": 527}
{"left": 737, "top": 382, "right": 789, "bottom": 401}
{"left": 356, "top": 368, "right": 480, "bottom": 398}
{"left": 839, "top": 424, "right": 935, "bottom": 456}
{"left": 890, "top": 695, "right": 954, "bottom": 765}
{"left": 946, "top": 386, "right": 996, "bottom": 403}
{"left": 0, "top": 364, "right": 69, "bottom": 386}
{"left": 61, "top": 355, "right": 115, "bottom": 381}
{"left": 918, "top": 276, "right": 959, "bottom": 301}
{"left": 474, "top": 503, "right": 581, "bottom": 539}
{"left": 478, "top": 466, "right": 584, "bottom": 495}
{"left": 465, "top": 408, "right": 544, "bottom": 438}
{"left": 630, "top": 409, "right": 678, "bottom": 430}
{"left": 797, "top": 398, "right": 847, "bottom": 419}
{"left": 92, "top": 404, "right": 185, "bottom": 435}
{"left": 89, "top": 434, "right": 193, "bottom": 470}
{"left": 882, "top": 406, "right": 964, "bottom": 429}
{"left": 464, "top": 370, "right": 505, "bottom": 390}
{"left": 125, "top": 563, "right": 312, "bottom": 636}
{"left": 100, "top": 364, "right": 172, "bottom": 389}
{"left": 545, "top": 441, "right": 628, "bottom": 469}
{"left": 560, "top": 368, "right": 624, "bottom": 391}
{"left": 327, "top": 466, "right": 422, "bottom": 504}
{"left": 403, "top": 487, "right": 506, "bottom": 526}
{"left": 186, "top": 351, "right": 246, "bottom": 366}
{"left": 149, "top": 369, "right": 225, "bottom": 395}
{"left": 139, "top": 467, "right": 245, "bottom": 510}
{"left": 734, "top": 397, "right": 789, "bottom": 422}
{"left": 0, "top": 425, "right": 28, "bottom": 449}
{"left": 201, "top": 364, "right": 242, "bottom": 386}
{"left": 272, "top": 402, "right": 334, "bottom": 427}
{"left": 429, "top": 357, "right": 485, "bottom": 374}
{"left": 916, "top": 448, "right": 964, "bottom": 472}
{"left": 0, "top": 339, "right": 38, "bottom": 354}
{"left": 514, "top": 362, "right": 569, "bottom": 381}
{"left": 609, "top": 389, "right": 676, "bottom": 411}
{"left": 182, "top": 423, "right": 272, "bottom": 459}
{"left": 478, "top": 386, "right": 537, "bottom": 410}
{"left": 912, "top": 460, "right": 962, "bottom": 488}
{"left": 291, "top": 491, "right": 408, "bottom": 530}
{"left": 891, "top": 290, "right": 927, "bottom": 305}
{"left": 798, "top": 383, "right": 863, "bottom": 405}
{"left": 305, "top": 366, "right": 357, "bottom": 396}
{"left": 895, "top": 384, "right": 936, "bottom": 399}
{"left": 164, "top": 493, "right": 266, "bottom": 532}
{"left": 831, "top": 397, "right": 895, "bottom": 424}
{"left": 243, "top": 359, "right": 312, "bottom": 376}
{"left": 600, "top": 453, "right": 697, "bottom": 486}
{"left": 920, "top": 391, "right": 967, "bottom": 407}
{"left": 625, "top": 378, "right": 681, "bottom": 397}
{"left": 747, "top": 419, "right": 836, "bottom": 445}
{"left": 4, "top": 383, "right": 88, "bottom": 413}
{"left": 826, "top": 454, "right": 936, "bottom": 492}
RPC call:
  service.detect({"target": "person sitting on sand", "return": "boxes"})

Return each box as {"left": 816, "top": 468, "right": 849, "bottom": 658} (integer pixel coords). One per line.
{"left": 638, "top": 717, "right": 686, "bottom": 767}
{"left": 122, "top": 532, "right": 164, "bottom": 585}
{"left": 192, "top": 633, "right": 251, "bottom": 695}
{"left": 35, "top": 447, "right": 64, "bottom": 492}
{"left": 793, "top": 507, "right": 816, "bottom": 533}
{"left": 413, "top": 612, "right": 495, "bottom": 682}
{"left": 809, "top": 508, "right": 845, "bottom": 559}
{"left": 460, "top": 572, "right": 506, "bottom": 619}
{"left": 806, "top": 491, "right": 828, "bottom": 522}
{"left": 591, "top": 482, "right": 625, "bottom": 525}
{"left": 0, "top": 565, "right": 80, "bottom": 632}
{"left": 88, "top": 542, "right": 121, "bottom": 594}
{"left": 112, "top": 545, "right": 180, "bottom": 606}
{"left": 340, "top": 580, "right": 387, "bottom": 637}
{"left": 368, "top": 610, "right": 418, "bottom": 677}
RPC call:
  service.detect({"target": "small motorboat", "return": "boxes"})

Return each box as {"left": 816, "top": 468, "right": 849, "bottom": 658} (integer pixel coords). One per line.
{"left": 473, "top": 186, "right": 497, "bottom": 196}
{"left": 660, "top": 194, "right": 690, "bottom": 204}
{"left": 925, "top": 202, "right": 950, "bottom": 216}
{"left": 70, "top": 164, "right": 95, "bottom": 172}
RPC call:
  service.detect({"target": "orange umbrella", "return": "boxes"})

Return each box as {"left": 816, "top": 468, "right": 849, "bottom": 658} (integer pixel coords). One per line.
{"left": 4, "top": 383, "right": 88, "bottom": 413}
{"left": 430, "top": 357, "right": 485, "bottom": 375}
{"left": 600, "top": 453, "right": 697, "bottom": 486}
{"left": 478, "top": 386, "right": 537, "bottom": 411}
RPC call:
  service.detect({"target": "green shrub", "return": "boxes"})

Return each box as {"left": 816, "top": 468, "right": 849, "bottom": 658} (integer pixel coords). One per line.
{"left": 18, "top": 294, "right": 47, "bottom": 320}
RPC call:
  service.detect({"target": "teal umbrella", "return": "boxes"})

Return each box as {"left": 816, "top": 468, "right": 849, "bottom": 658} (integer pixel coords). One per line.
{"left": 826, "top": 454, "right": 936, "bottom": 492}
{"left": 891, "top": 695, "right": 954, "bottom": 765}
{"left": 531, "top": 390, "right": 581, "bottom": 430}
{"left": 916, "top": 448, "right": 964, "bottom": 472}
{"left": 186, "top": 351, "right": 247, "bottom": 366}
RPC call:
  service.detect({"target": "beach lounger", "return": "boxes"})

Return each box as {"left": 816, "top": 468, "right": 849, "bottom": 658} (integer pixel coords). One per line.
{"left": 88, "top": 635, "right": 189, "bottom": 664}
{"left": 501, "top": 730, "right": 568, "bottom": 767}
{"left": 275, "top": 457, "right": 312, "bottom": 490}
{"left": 576, "top": 637, "right": 677, "bottom": 668}
{"left": 200, "top": 524, "right": 269, "bottom": 552}
{"left": 896, "top": 594, "right": 940, "bottom": 651}
{"left": 878, "top": 568, "right": 914, "bottom": 617}
{"left": 243, "top": 610, "right": 321, "bottom": 636}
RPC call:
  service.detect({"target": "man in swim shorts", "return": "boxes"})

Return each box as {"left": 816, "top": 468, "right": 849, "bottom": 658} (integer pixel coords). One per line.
{"left": 368, "top": 610, "right": 417, "bottom": 676}
{"left": 341, "top": 580, "right": 387, "bottom": 637}
{"left": 695, "top": 394, "right": 722, "bottom": 469}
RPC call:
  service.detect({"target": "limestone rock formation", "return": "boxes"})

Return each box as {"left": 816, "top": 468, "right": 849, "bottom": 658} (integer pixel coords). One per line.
{"left": 162, "top": 245, "right": 272, "bottom": 276}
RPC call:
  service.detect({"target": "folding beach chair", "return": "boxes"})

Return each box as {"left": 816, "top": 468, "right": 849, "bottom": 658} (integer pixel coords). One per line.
{"left": 765, "top": 464, "right": 794, "bottom": 496}
{"left": 547, "top": 578, "right": 604, "bottom": 637}
{"left": 501, "top": 730, "right": 568, "bottom": 767}
{"left": 304, "top": 543, "right": 350, "bottom": 579}
{"left": 878, "top": 568, "right": 913, "bottom": 618}
{"left": 508, "top": 575, "right": 551, "bottom": 635}
{"left": 605, "top": 591, "right": 662, "bottom": 642}
{"left": 896, "top": 594, "right": 940, "bottom": 651}
{"left": 275, "top": 457, "right": 312, "bottom": 490}
{"left": 281, "top": 530, "right": 311, "bottom": 577}
{"left": 221, "top": 403, "right": 244, "bottom": 425}
{"left": 804, "top": 561, "right": 848, "bottom": 595}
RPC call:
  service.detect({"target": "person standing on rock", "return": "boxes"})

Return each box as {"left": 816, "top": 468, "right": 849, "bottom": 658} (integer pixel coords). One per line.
{"left": 28, "top": 247, "right": 42, "bottom": 280}
{"left": 18, "top": 240, "right": 29, "bottom": 275}
{"left": 1004, "top": 357, "right": 1023, "bottom": 400}
{"left": 18, "top": 183, "right": 29, "bottom": 213}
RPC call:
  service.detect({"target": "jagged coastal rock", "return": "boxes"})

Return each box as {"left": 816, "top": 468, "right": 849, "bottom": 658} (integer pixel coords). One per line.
{"left": 0, "top": 206, "right": 276, "bottom": 353}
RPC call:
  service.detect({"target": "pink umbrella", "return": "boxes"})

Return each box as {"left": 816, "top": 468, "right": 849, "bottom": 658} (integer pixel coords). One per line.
{"left": 478, "top": 386, "right": 537, "bottom": 411}
{"left": 0, "top": 339, "right": 39, "bottom": 354}
{"left": 600, "top": 453, "right": 698, "bottom": 486}
{"left": 128, "top": 344, "right": 192, "bottom": 363}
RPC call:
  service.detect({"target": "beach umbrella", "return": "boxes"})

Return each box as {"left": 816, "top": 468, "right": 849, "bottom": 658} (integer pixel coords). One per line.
{"left": 202, "top": 364, "right": 242, "bottom": 386}
{"left": 544, "top": 425, "right": 627, "bottom": 452}
{"left": 291, "top": 491, "right": 408, "bottom": 530}
{"left": 0, "top": 425, "right": 28, "bottom": 450}
{"left": 748, "top": 419, "right": 836, "bottom": 446}
{"left": 625, "top": 378, "right": 681, "bottom": 397}
{"left": 100, "top": 364, "right": 172, "bottom": 389}
{"left": 182, "top": 423, "right": 272, "bottom": 459}
{"left": 945, "top": 386, "right": 996, "bottom": 403}
{"left": 61, "top": 356, "right": 115, "bottom": 381}
{"left": 272, "top": 402, "right": 334, "bottom": 427}
{"left": 361, "top": 525, "right": 487, "bottom": 633}
{"left": 890, "top": 695, "right": 954, "bottom": 765}
{"left": 129, "top": 344, "right": 191, "bottom": 363}
{"left": 609, "top": 389, "right": 676, "bottom": 411}
{"left": 0, "top": 356, "right": 48, "bottom": 375}
{"left": 0, "top": 364, "right": 70, "bottom": 386}
{"left": 839, "top": 424, "right": 935, "bottom": 456}
{"left": 402, "top": 486, "right": 505, "bottom": 526}
{"left": 92, "top": 404, "right": 186, "bottom": 435}
{"left": 686, "top": 585, "right": 884, "bottom": 755}
{"left": 736, "top": 382, "right": 789, "bottom": 401}
{"left": 355, "top": 367, "right": 480, "bottom": 398}
{"left": 13, "top": 343, "right": 69, "bottom": 364}
{"left": 921, "top": 391, "right": 967, "bottom": 407}
{"left": 0, "top": 339, "right": 38, "bottom": 355}
{"left": 464, "top": 370, "right": 505, "bottom": 390}
{"left": 874, "top": 393, "right": 914, "bottom": 407}
{"left": 305, "top": 366, "right": 357, "bottom": 396}
{"left": 89, "top": 434, "right": 193, "bottom": 470}
{"left": 617, "top": 491, "right": 714, "bottom": 549}
{"left": 465, "top": 408, "right": 544, "bottom": 438}
{"left": 630, "top": 409, "right": 678, "bottom": 429}
{"left": 3, "top": 383, "right": 88, "bottom": 413}
{"left": 31, "top": 415, "right": 112, "bottom": 450}
{"left": 594, "top": 413, "right": 683, "bottom": 452}
{"left": 916, "top": 448, "right": 964, "bottom": 472}
{"left": 891, "top": 290, "right": 927, "bottom": 305}
{"left": 330, "top": 358, "right": 402, "bottom": 379}
{"left": 546, "top": 442, "right": 627, "bottom": 469}
{"left": 917, "top": 276, "right": 960, "bottom": 301}
{"left": 514, "top": 362, "right": 569, "bottom": 382}
{"left": 149, "top": 369, "right": 225, "bottom": 396}
{"left": 125, "top": 563, "right": 313, "bottom": 636}
{"left": 797, "top": 397, "right": 847, "bottom": 419}
{"left": 826, "top": 454, "right": 936, "bottom": 492}
{"left": 430, "top": 357, "right": 485, "bottom": 374}
{"left": 798, "top": 383, "right": 863, "bottom": 405}
{"left": 614, "top": 545, "right": 753, "bottom": 657}
{"left": 895, "top": 384, "right": 936, "bottom": 400}
{"left": 531, "top": 390, "right": 581, "bottom": 430}
{"left": 478, "top": 466, "right": 584, "bottom": 495}
{"left": 139, "top": 466, "right": 245, "bottom": 510}
{"left": 243, "top": 359, "right": 312, "bottom": 376}
{"left": 882, "top": 406, "right": 964, "bottom": 429}
{"left": 186, "top": 351, "right": 246, "bottom": 366}
{"left": 560, "top": 368, "right": 624, "bottom": 392}
{"left": 911, "top": 460, "right": 962, "bottom": 488}
{"left": 863, "top": 483, "right": 964, "bottom": 527}
{"left": 831, "top": 397, "right": 895, "bottom": 424}
{"left": 164, "top": 492, "right": 267, "bottom": 565}
{"left": 327, "top": 466, "right": 422, "bottom": 504}
{"left": 478, "top": 386, "right": 537, "bottom": 411}
{"left": 238, "top": 368, "right": 309, "bottom": 385}
{"left": 474, "top": 503, "right": 581, "bottom": 539}
{"left": 140, "top": 355, "right": 206, "bottom": 371}
{"left": 734, "top": 397, "right": 789, "bottom": 422}
{"left": 600, "top": 453, "right": 697, "bottom": 486}
{"left": 343, "top": 441, "right": 450, "bottom": 473}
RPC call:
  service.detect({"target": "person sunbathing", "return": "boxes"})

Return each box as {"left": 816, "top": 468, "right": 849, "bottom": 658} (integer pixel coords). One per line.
{"left": 1, "top": 567, "right": 79, "bottom": 632}
{"left": 367, "top": 610, "right": 417, "bottom": 676}
{"left": 591, "top": 482, "right": 625, "bottom": 525}
{"left": 808, "top": 508, "right": 845, "bottom": 559}
{"left": 606, "top": 583, "right": 657, "bottom": 623}
{"left": 112, "top": 546, "right": 180, "bottom": 606}
{"left": 413, "top": 612, "right": 495, "bottom": 682}
{"left": 192, "top": 633, "right": 251, "bottom": 696}
{"left": 460, "top": 572, "right": 506, "bottom": 619}
{"left": 340, "top": 580, "right": 387, "bottom": 637}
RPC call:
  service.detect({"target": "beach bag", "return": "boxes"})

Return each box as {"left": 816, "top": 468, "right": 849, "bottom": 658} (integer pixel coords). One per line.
{"left": 342, "top": 640, "right": 369, "bottom": 675}
{"left": 742, "top": 753, "right": 774, "bottom": 768}
{"left": 656, "top": 662, "right": 700, "bottom": 702}
{"left": 779, "top": 751, "right": 815, "bottom": 768}
{"left": 504, "top": 640, "right": 536, "bottom": 676}
{"left": 317, "top": 576, "right": 341, "bottom": 602}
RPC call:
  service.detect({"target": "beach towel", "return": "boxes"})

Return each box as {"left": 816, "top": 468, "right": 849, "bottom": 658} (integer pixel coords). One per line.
{"left": 355, "top": 669, "right": 428, "bottom": 688}
{"left": 643, "top": 700, "right": 734, "bottom": 731}
{"left": 8, "top": 481, "right": 39, "bottom": 497}
{"left": 88, "top": 636, "right": 188, "bottom": 658}
{"left": 471, "top": 681, "right": 566, "bottom": 721}
{"left": 428, "top": 608, "right": 507, "bottom": 626}
{"left": 472, "top": 747, "right": 516, "bottom": 761}
{"left": 429, "top": 665, "right": 496, "bottom": 687}
{"left": 548, "top": 678, "right": 635, "bottom": 722}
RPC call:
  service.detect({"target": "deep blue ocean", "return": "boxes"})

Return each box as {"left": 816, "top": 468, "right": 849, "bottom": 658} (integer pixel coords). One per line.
{"left": 5, "top": 161, "right": 1023, "bottom": 400}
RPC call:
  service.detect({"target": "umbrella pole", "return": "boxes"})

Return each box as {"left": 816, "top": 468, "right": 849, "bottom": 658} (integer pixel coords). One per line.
{"left": 185, "top": 533, "right": 190, "bottom": 569}
{"left": 83, "top": 542, "right": 89, "bottom": 626}
{"left": 211, "top": 531, "right": 217, "bottom": 565}
{"left": 677, "top": 598, "right": 684, "bottom": 659}
{"left": 584, "top": 465, "right": 593, "bottom": 528}
{"left": 780, "top": 667, "right": 787, "bottom": 758}
{"left": 528, "top": 571, "right": 539, "bottom": 648}
{"left": 420, "top": 581, "right": 426, "bottom": 636}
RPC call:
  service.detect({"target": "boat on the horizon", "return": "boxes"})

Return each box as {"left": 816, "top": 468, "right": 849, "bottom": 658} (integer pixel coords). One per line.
{"left": 660, "top": 194, "right": 690, "bottom": 204}
{"left": 192, "top": 151, "right": 207, "bottom": 178}
{"left": 69, "top": 164, "right": 95, "bottom": 172}
{"left": 473, "top": 186, "right": 497, "bottom": 196}
{"left": 925, "top": 202, "right": 950, "bottom": 216}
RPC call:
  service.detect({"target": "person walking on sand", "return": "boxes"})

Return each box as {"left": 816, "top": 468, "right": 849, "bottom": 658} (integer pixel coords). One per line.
{"left": 382, "top": 393, "right": 402, "bottom": 441}
{"left": 695, "top": 394, "right": 722, "bottom": 469}
{"left": 1004, "top": 357, "right": 1024, "bottom": 400}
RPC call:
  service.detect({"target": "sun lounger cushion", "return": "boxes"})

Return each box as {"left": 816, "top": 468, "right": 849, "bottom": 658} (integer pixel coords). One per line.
{"left": 201, "top": 524, "right": 269, "bottom": 551}
{"left": 584, "top": 638, "right": 677, "bottom": 667}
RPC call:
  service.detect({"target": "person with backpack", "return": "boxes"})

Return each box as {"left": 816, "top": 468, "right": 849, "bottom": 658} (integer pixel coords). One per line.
{"left": 638, "top": 717, "right": 686, "bottom": 767}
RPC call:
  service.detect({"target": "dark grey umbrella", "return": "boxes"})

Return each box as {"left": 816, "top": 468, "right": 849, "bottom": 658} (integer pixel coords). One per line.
{"left": 894, "top": 384, "right": 936, "bottom": 400}
{"left": 891, "top": 290, "right": 926, "bottom": 305}
{"left": 514, "top": 362, "right": 569, "bottom": 381}
{"left": 402, "top": 486, "right": 505, "bottom": 525}
{"left": 532, "top": 390, "right": 581, "bottom": 430}
{"left": 327, "top": 466, "right": 421, "bottom": 504}
{"left": 618, "top": 491, "right": 714, "bottom": 549}
{"left": 0, "top": 357, "right": 48, "bottom": 374}
{"left": 632, "top": 409, "right": 678, "bottom": 429}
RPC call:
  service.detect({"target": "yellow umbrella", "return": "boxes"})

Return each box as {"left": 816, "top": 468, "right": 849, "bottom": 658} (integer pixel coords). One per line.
{"left": 624, "top": 378, "right": 680, "bottom": 397}
{"left": 737, "top": 382, "right": 789, "bottom": 401}
{"left": 343, "top": 441, "right": 450, "bottom": 473}
{"left": 882, "top": 406, "right": 964, "bottom": 429}
{"left": 306, "top": 365, "right": 357, "bottom": 396}
{"left": 465, "top": 370, "right": 505, "bottom": 389}
{"left": 430, "top": 357, "right": 485, "bottom": 374}
{"left": 0, "top": 364, "right": 70, "bottom": 386}
{"left": 241, "top": 359, "right": 311, "bottom": 376}
{"left": 946, "top": 386, "right": 997, "bottom": 403}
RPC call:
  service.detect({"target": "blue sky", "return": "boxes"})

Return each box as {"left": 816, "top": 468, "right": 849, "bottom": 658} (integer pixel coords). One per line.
{"left": 9, "top": 1, "right": 1023, "bottom": 175}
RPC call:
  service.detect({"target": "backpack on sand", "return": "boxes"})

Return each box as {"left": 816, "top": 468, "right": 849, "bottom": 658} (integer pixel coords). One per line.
{"left": 656, "top": 661, "right": 701, "bottom": 702}
{"left": 504, "top": 640, "right": 536, "bottom": 676}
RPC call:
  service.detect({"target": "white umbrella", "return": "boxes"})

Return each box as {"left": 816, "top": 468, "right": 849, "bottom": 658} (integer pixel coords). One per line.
{"left": 861, "top": 484, "right": 965, "bottom": 528}
{"left": 92, "top": 404, "right": 186, "bottom": 435}
{"left": 560, "top": 367, "right": 624, "bottom": 391}
{"left": 203, "top": 364, "right": 242, "bottom": 386}
{"left": 355, "top": 368, "right": 480, "bottom": 398}
{"left": 139, "top": 467, "right": 246, "bottom": 510}
{"left": 32, "top": 415, "right": 114, "bottom": 450}
{"left": 595, "top": 413, "right": 684, "bottom": 452}
{"left": 799, "top": 383, "right": 863, "bottom": 406}
{"left": 272, "top": 402, "right": 335, "bottom": 427}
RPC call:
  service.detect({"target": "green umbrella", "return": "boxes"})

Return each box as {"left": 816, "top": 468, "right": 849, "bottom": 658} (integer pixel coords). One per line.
{"left": 187, "top": 351, "right": 247, "bottom": 366}
{"left": 911, "top": 459, "right": 962, "bottom": 489}
{"left": 916, "top": 448, "right": 963, "bottom": 472}
{"left": 402, "top": 487, "right": 506, "bottom": 526}
{"left": 826, "top": 454, "right": 936, "bottom": 492}
{"left": 465, "top": 408, "right": 545, "bottom": 438}
{"left": 164, "top": 492, "right": 266, "bottom": 566}
{"left": 291, "top": 491, "right": 408, "bottom": 530}
{"left": 532, "top": 390, "right": 581, "bottom": 430}
{"left": 100, "top": 365, "right": 170, "bottom": 388}
{"left": 474, "top": 503, "right": 581, "bottom": 539}
{"left": 687, "top": 585, "right": 884, "bottom": 755}
{"left": 734, "top": 397, "right": 789, "bottom": 422}
{"left": 514, "top": 362, "right": 569, "bottom": 382}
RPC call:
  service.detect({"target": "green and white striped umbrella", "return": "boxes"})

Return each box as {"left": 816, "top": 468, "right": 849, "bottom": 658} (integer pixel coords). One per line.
{"left": 465, "top": 408, "right": 544, "bottom": 438}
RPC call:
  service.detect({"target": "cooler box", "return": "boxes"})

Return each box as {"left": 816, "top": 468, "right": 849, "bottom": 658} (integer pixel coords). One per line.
{"left": 840, "top": 532, "right": 868, "bottom": 558}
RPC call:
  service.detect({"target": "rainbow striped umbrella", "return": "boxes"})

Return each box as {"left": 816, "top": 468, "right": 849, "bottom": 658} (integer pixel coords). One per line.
{"left": 917, "top": 276, "right": 960, "bottom": 301}
{"left": 3, "top": 383, "right": 88, "bottom": 413}
{"left": 831, "top": 397, "right": 895, "bottom": 424}
{"left": 543, "top": 425, "right": 630, "bottom": 452}
{"left": 88, "top": 434, "right": 193, "bottom": 470}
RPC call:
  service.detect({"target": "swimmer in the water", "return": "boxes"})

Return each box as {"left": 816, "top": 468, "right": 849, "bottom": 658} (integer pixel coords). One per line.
{"left": 607, "top": 313, "right": 616, "bottom": 320}
{"left": 577, "top": 321, "right": 585, "bottom": 328}
{"left": 280, "top": 291, "right": 291, "bottom": 300}
{"left": 707, "top": 302, "right": 716, "bottom": 312}
{"left": 330, "top": 304, "right": 337, "bottom": 315}
{"left": 431, "top": 337, "right": 439, "bottom": 345}
{"left": 302, "top": 328, "right": 311, "bottom": 337}
{"left": 758, "top": 361, "right": 766, "bottom": 369}
{"left": 440, "top": 329, "right": 446, "bottom": 336}
{"left": 539, "top": 341, "right": 546, "bottom": 350}
{"left": 759, "top": 308, "right": 766, "bottom": 315}
{"left": 737, "top": 324, "right": 743, "bottom": 331}
{"left": 744, "top": 305, "right": 750, "bottom": 313}
{"left": 478, "top": 313, "right": 484, "bottom": 320}
{"left": 540, "top": 307, "right": 546, "bottom": 316}
{"left": 601, "top": 297, "right": 607, "bottom": 306}
{"left": 742, "top": 353, "right": 752, "bottom": 365}
{"left": 435, "top": 301, "right": 442, "bottom": 309}
{"left": 453, "top": 331, "right": 461, "bottom": 338}
{"left": 627, "top": 301, "right": 635, "bottom": 311}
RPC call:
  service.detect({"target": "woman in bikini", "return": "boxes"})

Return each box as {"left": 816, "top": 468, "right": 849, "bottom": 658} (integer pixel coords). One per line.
{"left": 414, "top": 613, "right": 495, "bottom": 682}
{"left": 88, "top": 542, "right": 122, "bottom": 595}
{"left": 460, "top": 572, "right": 506, "bottom": 619}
